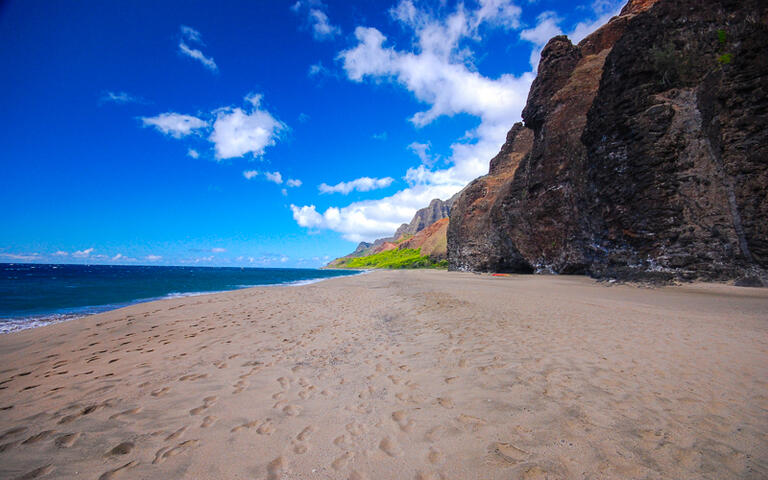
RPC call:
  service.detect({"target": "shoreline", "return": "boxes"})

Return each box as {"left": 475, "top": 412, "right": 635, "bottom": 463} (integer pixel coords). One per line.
{"left": 0, "top": 268, "right": 367, "bottom": 335}
{"left": 1, "top": 270, "right": 766, "bottom": 479}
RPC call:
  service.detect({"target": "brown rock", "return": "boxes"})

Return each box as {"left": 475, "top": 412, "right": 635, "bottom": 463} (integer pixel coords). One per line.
{"left": 449, "top": 0, "right": 768, "bottom": 282}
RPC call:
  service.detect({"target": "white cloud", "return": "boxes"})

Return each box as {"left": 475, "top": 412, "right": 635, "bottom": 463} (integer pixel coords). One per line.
{"left": 53, "top": 251, "right": 68, "bottom": 256}
{"left": 145, "top": 255, "right": 162, "bottom": 262}
{"left": 209, "top": 94, "right": 286, "bottom": 159}
{"left": 140, "top": 93, "right": 286, "bottom": 161}
{"left": 179, "top": 25, "right": 218, "bottom": 72}
{"left": 281, "top": 188, "right": 288, "bottom": 196}
{"left": 0, "top": 252, "right": 41, "bottom": 261}
{"left": 211, "top": 247, "right": 226, "bottom": 253}
{"left": 372, "top": 132, "right": 388, "bottom": 140}
{"left": 292, "top": 2, "right": 340, "bottom": 40}
{"left": 293, "top": 0, "right": 532, "bottom": 240}
{"left": 101, "top": 91, "right": 145, "bottom": 105}
{"left": 520, "top": 11, "right": 563, "bottom": 68}
{"left": 309, "top": 8, "right": 340, "bottom": 39}
{"left": 292, "top": 182, "right": 457, "bottom": 241}
{"left": 243, "top": 170, "right": 259, "bottom": 180}
{"left": 308, "top": 62, "right": 327, "bottom": 77}
{"left": 112, "top": 253, "right": 123, "bottom": 261}
{"left": 318, "top": 176, "right": 394, "bottom": 195}
{"left": 286, "top": 178, "right": 302, "bottom": 187}
{"left": 265, "top": 171, "right": 283, "bottom": 184}
{"left": 408, "top": 141, "right": 437, "bottom": 166}
{"left": 141, "top": 113, "right": 208, "bottom": 138}
{"left": 73, "top": 248, "right": 94, "bottom": 258}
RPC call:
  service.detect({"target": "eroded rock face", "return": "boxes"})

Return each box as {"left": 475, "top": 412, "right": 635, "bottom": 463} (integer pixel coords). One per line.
{"left": 449, "top": 0, "right": 768, "bottom": 282}
{"left": 393, "top": 197, "right": 455, "bottom": 240}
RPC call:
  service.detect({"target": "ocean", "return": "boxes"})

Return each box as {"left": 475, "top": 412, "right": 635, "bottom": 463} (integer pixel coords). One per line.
{"left": 0, "top": 263, "right": 362, "bottom": 334}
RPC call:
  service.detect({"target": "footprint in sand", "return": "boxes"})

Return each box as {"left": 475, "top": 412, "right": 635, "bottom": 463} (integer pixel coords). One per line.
{"left": 492, "top": 442, "right": 529, "bottom": 464}
{"left": 379, "top": 436, "right": 403, "bottom": 457}
{"left": 106, "top": 441, "right": 134, "bottom": 456}
{"left": 283, "top": 404, "right": 302, "bottom": 416}
{"left": 165, "top": 426, "right": 188, "bottom": 441}
{"left": 277, "top": 377, "right": 291, "bottom": 389}
{"left": 201, "top": 416, "right": 217, "bottom": 428}
{"left": 297, "top": 426, "right": 314, "bottom": 442}
{"left": 109, "top": 407, "right": 142, "bottom": 420}
{"left": 267, "top": 456, "right": 285, "bottom": 480}
{"left": 332, "top": 452, "right": 353, "bottom": 470}
{"left": 436, "top": 397, "right": 454, "bottom": 409}
{"left": 233, "top": 380, "right": 248, "bottom": 394}
{"left": 21, "top": 430, "right": 55, "bottom": 445}
{"left": 257, "top": 421, "right": 276, "bottom": 435}
{"left": 346, "top": 422, "right": 365, "bottom": 437}
{"left": 151, "top": 387, "right": 170, "bottom": 397}
{"left": 15, "top": 464, "right": 54, "bottom": 479}
{"left": 54, "top": 432, "right": 81, "bottom": 448}
{"left": 427, "top": 447, "right": 443, "bottom": 464}
{"left": 190, "top": 396, "right": 218, "bottom": 415}
{"left": 153, "top": 440, "right": 199, "bottom": 464}
{"left": 293, "top": 442, "right": 308, "bottom": 454}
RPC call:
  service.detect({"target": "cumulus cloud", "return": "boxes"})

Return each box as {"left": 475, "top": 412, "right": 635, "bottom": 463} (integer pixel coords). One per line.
{"left": 264, "top": 171, "right": 283, "bottom": 184}
{"left": 145, "top": 255, "right": 162, "bottom": 262}
{"left": 211, "top": 247, "right": 226, "bottom": 253}
{"left": 53, "top": 251, "right": 68, "bottom": 256}
{"left": 141, "top": 113, "right": 208, "bottom": 138}
{"left": 292, "top": 0, "right": 533, "bottom": 241}
{"left": 286, "top": 178, "right": 302, "bottom": 187}
{"left": 178, "top": 25, "right": 218, "bottom": 72}
{"left": 243, "top": 170, "right": 259, "bottom": 180}
{"left": 292, "top": 1, "right": 340, "bottom": 40}
{"left": 141, "top": 93, "right": 286, "bottom": 161}
{"left": 72, "top": 248, "right": 94, "bottom": 258}
{"left": 318, "top": 176, "right": 394, "bottom": 195}
{"left": 209, "top": 94, "right": 286, "bottom": 159}
{"left": 112, "top": 253, "right": 124, "bottom": 261}
{"left": 292, "top": 182, "right": 458, "bottom": 241}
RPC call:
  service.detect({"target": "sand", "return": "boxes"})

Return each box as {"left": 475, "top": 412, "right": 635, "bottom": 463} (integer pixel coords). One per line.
{"left": 0, "top": 270, "right": 766, "bottom": 480}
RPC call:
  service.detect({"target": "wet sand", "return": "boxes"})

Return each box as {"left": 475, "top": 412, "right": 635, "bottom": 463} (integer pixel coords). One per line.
{"left": 0, "top": 270, "right": 766, "bottom": 479}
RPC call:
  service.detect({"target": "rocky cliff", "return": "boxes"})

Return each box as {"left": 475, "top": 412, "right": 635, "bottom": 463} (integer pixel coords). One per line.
{"left": 448, "top": 0, "right": 768, "bottom": 283}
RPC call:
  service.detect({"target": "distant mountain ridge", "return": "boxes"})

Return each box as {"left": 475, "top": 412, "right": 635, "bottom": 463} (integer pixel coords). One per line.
{"left": 327, "top": 194, "right": 457, "bottom": 268}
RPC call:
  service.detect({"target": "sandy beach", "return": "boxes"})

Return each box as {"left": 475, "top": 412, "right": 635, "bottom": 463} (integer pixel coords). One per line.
{"left": 0, "top": 270, "right": 766, "bottom": 479}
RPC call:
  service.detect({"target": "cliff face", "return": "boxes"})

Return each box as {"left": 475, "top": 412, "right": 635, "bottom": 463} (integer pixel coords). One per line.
{"left": 448, "top": 0, "right": 768, "bottom": 282}
{"left": 393, "top": 196, "right": 455, "bottom": 240}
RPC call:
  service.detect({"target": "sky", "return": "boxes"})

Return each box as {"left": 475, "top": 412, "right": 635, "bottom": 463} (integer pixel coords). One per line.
{"left": 0, "top": 0, "right": 624, "bottom": 268}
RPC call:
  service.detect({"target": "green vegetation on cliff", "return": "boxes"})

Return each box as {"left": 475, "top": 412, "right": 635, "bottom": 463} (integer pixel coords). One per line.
{"left": 332, "top": 248, "right": 447, "bottom": 269}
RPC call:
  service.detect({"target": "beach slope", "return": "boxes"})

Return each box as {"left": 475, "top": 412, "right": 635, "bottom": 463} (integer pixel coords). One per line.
{"left": 0, "top": 271, "right": 766, "bottom": 479}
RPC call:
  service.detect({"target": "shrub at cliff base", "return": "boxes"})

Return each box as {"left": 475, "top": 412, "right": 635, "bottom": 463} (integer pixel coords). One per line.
{"left": 338, "top": 248, "right": 447, "bottom": 269}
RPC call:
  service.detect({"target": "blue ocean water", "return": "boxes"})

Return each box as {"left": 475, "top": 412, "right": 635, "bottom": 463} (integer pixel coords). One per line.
{"left": 0, "top": 263, "right": 362, "bottom": 333}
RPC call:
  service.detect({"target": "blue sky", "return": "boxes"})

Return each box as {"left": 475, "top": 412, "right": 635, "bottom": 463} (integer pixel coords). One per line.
{"left": 0, "top": 0, "right": 623, "bottom": 267}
